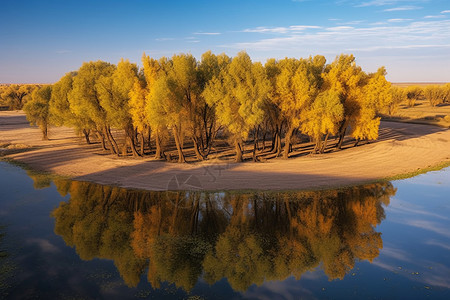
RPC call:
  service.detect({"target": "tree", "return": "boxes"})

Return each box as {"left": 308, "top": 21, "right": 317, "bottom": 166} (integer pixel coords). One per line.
{"left": 351, "top": 67, "right": 392, "bottom": 144}
{"left": 322, "top": 54, "right": 366, "bottom": 149}
{"left": 129, "top": 78, "right": 149, "bottom": 156}
{"left": 263, "top": 58, "right": 284, "bottom": 154}
{"left": 0, "top": 84, "right": 36, "bottom": 110}
{"left": 387, "top": 86, "right": 404, "bottom": 115}
{"left": 68, "top": 61, "right": 117, "bottom": 154}
{"left": 301, "top": 89, "right": 344, "bottom": 153}
{"left": 96, "top": 59, "right": 140, "bottom": 157}
{"left": 195, "top": 51, "right": 231, "bottom": 159}
{"left": 49, "top": 72, "right": 93, "bottom": 144}
{"left": 203, "top": 51, "right": 270, "bottom": 162}
{"left": 166, "top": 53, "right": 201, "bottom": 162}
{"left": 443, "top": 83, "right": 450, "bottom": 103}
{"left": 276, "top": 56, "right": 326, "bottom": 158}
{"left": 23, "top": 85, "right": 52, "bottom": 140}
{"left": 423, "top": 85, "right": 444, "bottom": 107}
{"left": 405, "top": 86, "right": 422, "bottom": 107}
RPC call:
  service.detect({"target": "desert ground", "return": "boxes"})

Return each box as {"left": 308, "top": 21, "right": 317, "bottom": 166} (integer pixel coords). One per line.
{"left": 1, "top": 110, "right": 449, "bottom": 191}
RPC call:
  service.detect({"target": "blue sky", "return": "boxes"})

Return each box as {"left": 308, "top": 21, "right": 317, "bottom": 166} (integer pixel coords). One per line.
{"left": 0, "top": 0, "right": 449, "bottom": 83}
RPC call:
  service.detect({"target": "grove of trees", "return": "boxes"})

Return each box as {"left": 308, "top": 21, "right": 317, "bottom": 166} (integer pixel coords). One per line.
{"left": 20, "top": 51, "right": 414, "bottom": 162}
{"left": 0, "top": 84, "right": 39, "bottom": 110}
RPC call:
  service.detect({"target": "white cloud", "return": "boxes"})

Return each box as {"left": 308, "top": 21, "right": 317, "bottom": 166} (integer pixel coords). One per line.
{"left": 441, "top": 10, "right": 450, "bottom": 14}
{"left": 356, "top": 0, "right": 402, "bottom": 7}
{"left": 424, "top": 15, "right": 445, "bottom": 19}
{"left": 384, "top": 6, "right": 422, "bottom": 11}
{"left": 193, "top": 32, "right": 221, "bottom": 35}
{"left": 350, "top": 0, "right": 427, "bottom": 8}
{"left": 388, "top": 18, "right": 413, "bottom": 22}
{"left": 337, "top": 20, "right": 366, "bottom": 25}
{"left": 225, "top": 19, "right": 450, "bottom": 53}
{"left": 243, "top": 25, "right": 321, "bottom": 34}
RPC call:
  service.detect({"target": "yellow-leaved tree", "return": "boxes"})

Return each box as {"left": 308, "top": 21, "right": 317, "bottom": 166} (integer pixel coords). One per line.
{"left": 23, "top": 85, "right": 52, "bottom": 140}
{"left": 301, "top": 89, "right": 344, "bottom": 153}
{"left": 351, "top": 67, "right": 392, "bottom": 144}
{"left": 49, "top": 72, "right": 94, "bottom": 144}
{"left": 322, "top": 54, "right": 366, "bottom": 149}
{"left": 68, "top": 61, "right": 117, "bottom": 154}
{"left": 96, "top": 59, "right": 140, "bottom": 157}
{"left": 277, "top": 56, "right": 326, "bottom": 158}
{"left": 203, "top": 51, "right": 270, "bottom": 162}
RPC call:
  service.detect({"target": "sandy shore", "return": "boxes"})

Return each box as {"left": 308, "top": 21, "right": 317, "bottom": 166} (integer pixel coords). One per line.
{"left": 1, "top": 111, "right": 449, "bottom": 191}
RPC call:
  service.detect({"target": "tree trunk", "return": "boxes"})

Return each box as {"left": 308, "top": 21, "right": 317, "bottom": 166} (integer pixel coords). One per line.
{"left": 139, "top": 132, "right": 145, "bottom": 156}
{"left": 147, "top": 127, "right": 152, "bottom": 153}
{"left": 42, "top": 124, "right": 48, "bottom": 140}
{"left": 126, "top": 123, "right": 140, "bottom": 157}
{"left": 354, "top": 138, "right": 360, "bottom": 147}
{"left": 103, "top": 126, "right": 117, "bottom": 155}
{"left": 155, "top": 133, "right": 164, "bottom": 159}
{"left": 192, "top": 137, "right": 204, "bottom": 161}
{"left": 312, "top": 137, "right": 321, "bottom": 154}
{"left": 320, "top": 132, "right": 330, "bottom": 154}
{"left": 283, "top": 126, "right": 294, "bottom": 159}
{"left": 336, "top": 119, "right": 349, "bottom": 150}
{"left": 108, "top": 127, "right": 120, "bottom": 156}
{"left": 261, "top": 131, "right": 267, "bottom": 151}
{"left": 235, "top": 139, "right": 243, "bottom": 162}
{"left": 275, "top": 133, "right": 282, "bottom": 157}
{"left": 82, "top": 129, "right": 91, "bottom": 144}
{"left": 95, "top": 130, "right": 107, "bottom": 151}
{"left": 128, "top": 136, "right": 140, "bottom": 157}
{"left": 252, "top": 126, "right": 260, "bottom": 162}
{"left": 122, "top": 131, "right": 128, "bottom": 156}
{"left": 173, "top": 126, "right": 186, "bottom": 163}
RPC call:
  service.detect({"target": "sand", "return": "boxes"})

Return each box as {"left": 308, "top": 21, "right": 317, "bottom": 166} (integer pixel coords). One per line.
{"left": 1, "top": 111, "right": 449, "bottom": 191}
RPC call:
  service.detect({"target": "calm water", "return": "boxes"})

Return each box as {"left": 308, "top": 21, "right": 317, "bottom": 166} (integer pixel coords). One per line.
{"left": 0, "top": 161, "right": 449, "bottom": 299}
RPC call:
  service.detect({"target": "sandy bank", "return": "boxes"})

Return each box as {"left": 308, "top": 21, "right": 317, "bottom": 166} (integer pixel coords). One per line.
{"left": 1, "top": 111, "right": 449, "bottom": 191}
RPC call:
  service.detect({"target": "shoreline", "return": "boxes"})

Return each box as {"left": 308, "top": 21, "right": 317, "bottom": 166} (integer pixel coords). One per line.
{"left": 1, "top": 111, "right": 450, "bottom": 191}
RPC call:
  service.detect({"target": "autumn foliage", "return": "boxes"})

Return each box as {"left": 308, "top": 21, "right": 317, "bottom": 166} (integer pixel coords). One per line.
{"left": 23, "top": 52, "right": 399, "bottom": 161}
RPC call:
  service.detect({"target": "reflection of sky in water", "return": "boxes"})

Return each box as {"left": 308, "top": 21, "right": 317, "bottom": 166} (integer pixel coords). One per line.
{"left": 374, "top": 167, "right": 450, "bottom": 293}
{"left": 0, "top": 162, "right": 450, "bottom": 299}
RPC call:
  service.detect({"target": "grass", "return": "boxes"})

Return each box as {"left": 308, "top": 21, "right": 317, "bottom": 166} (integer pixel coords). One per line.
{"left": 383, "top": 161, "right": 450, "bottom": 181}
{"left": 383, "top": 98, "right": 450, "bottom": 128}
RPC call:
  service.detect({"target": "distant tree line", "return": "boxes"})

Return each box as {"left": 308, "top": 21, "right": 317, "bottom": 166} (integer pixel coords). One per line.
{"left": 0, "top": 84, "right": 40, "bottom": 110}
{"left": 388, "top": 84, "right": 450, "bottom": 114}
{"left": 19, "top": 52, "right": 404, "bottom": 162}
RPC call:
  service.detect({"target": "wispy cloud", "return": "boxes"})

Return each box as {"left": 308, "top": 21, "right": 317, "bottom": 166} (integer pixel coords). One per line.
{"left": 388, "top": 18, "right": 413, "bottom": 22}
{"left": 384, "top": 6, "right": 422, "bottom": 12}
{"left": 424, "top": 15, "right": 445, "bottom": 19}
{"left": 243, "top": 25, "right": 321, "bottom": 34}
{"left": 337, "top": 20, "right": 366, "bottom": 25}
{"left": 193, "top": 32, "right": 221, "bottom": 35}
{"left": 356, "top": 0, "right": 403, "bottom": 7}
{"left": 442, "top": 10, "right": 450, "bottom": 14}
{"left": 224, "top": 19, "right": 450, "bottom": 57}
{"left": 350, "top": 0, "right": 427, "bottom": 8}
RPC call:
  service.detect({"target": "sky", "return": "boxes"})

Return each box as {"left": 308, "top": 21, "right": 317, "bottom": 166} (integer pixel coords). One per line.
{"left": 0, "top": 0, "right": 449, "bottom": 83}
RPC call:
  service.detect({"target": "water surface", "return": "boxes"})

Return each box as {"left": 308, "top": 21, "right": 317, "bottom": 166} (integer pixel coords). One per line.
{"left": 0, "top": 161, "right": 449, "bottom": 299}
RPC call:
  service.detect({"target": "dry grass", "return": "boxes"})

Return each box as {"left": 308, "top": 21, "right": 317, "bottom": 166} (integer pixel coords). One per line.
{"left": 385, "top": 99, "right": 450, "bottom": 128}
{"left": 391, "top": 82, "right": 447, "bottom": 88}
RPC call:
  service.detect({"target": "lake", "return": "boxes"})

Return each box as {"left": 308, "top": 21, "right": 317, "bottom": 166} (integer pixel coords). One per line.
{"left": 0, "top": 161, "right": 449, "bottom": 299}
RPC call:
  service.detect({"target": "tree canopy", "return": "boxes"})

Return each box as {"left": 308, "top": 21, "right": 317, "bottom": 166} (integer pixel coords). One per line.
{"left": 22, "top": 51, "right": 399, "bottom": 163}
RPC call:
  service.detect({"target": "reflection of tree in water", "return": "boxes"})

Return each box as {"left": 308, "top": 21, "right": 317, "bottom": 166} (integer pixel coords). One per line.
{"left": 51, "top": 180, "right": 395, "bottom": 292}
